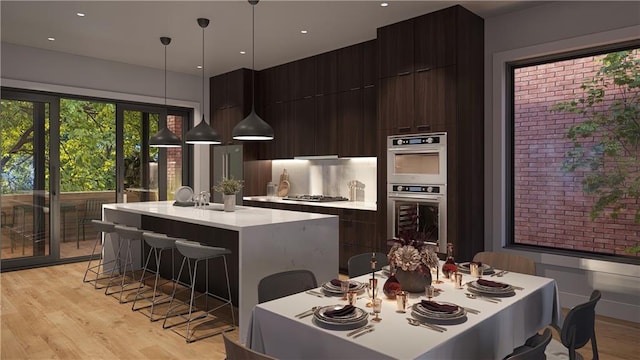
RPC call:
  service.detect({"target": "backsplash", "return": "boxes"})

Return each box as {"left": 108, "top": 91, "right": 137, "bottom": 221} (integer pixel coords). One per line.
{"left": 272, "top": 158, "right": 377, "bottom": 203}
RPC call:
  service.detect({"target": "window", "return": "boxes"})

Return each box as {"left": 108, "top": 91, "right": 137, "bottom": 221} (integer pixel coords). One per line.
{"left": 507, "top": 45, "right": 639, "bottom": 258}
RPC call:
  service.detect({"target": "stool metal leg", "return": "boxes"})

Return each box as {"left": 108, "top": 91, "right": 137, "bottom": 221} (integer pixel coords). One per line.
{"left": 104, "top": 236, "right": 139, "bottom": 303}
{"left": 131, "top": 247, "right": 175, "bottom": 321}
{"left": 83, "top": 231, "right": 117, "bottom": 289}
{"left": 162, "top": 254, "right": 235, "bottom": 343}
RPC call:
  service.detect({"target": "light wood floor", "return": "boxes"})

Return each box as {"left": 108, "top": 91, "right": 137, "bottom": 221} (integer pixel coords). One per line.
{"left": 1, "top": 262, "right": 639, "bottom": 360}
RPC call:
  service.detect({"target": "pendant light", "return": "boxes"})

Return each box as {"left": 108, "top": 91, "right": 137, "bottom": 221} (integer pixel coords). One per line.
{"left": 185, "top": 18, "right": 221, "bottom": 145}
{"left": 150, "top": 36, "right": 182, "bottom": 147}
{"left": 232, "top": 0, "right": 274, "bottom": 141}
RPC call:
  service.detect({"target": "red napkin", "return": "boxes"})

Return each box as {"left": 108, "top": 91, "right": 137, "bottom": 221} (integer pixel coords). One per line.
{"left": 330, "top": 279, "right": 357, "bottom": 288}
{"left": 477, "top": 279, "right": 509, "bottom": 288}
{"left": 324, "top": 305, "right": 356, "bottom": 318}
{"left": 420, "top": 300, "right": 458, "bottom": 313}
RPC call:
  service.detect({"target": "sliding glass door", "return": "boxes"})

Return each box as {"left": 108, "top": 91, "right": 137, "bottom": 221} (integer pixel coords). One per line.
{"left": 1, "top": 90, "right": 192, "bottom": 270}
{"left": 1, "top": 92, "right": 58, "bottom": 266}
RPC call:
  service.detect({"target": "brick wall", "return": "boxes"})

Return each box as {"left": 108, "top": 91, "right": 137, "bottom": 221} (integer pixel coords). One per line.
{"left": 166, "top": 115, "right": 182, "bottom": 199}
{"left": 513, "top": 52, "right": 639, "bottom": 256}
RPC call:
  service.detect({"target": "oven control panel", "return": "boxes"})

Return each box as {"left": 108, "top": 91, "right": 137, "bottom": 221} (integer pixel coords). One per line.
{"left": 390, "top": 185, "right": 443, "bottom": 194}
{"left": 388, "top": 132, "right": 446, "bottom": 147}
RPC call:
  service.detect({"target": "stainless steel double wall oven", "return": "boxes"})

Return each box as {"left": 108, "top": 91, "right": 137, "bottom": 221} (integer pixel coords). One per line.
{"left": 387, "top": 133, "right": 447, "bottom": 253}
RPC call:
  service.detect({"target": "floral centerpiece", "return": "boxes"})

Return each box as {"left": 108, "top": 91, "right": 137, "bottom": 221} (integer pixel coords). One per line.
{"left": 387, "top": 237, "right": 440, "bottom": 292}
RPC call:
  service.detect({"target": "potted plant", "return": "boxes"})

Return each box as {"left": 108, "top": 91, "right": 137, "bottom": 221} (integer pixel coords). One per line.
{"left": 213, "top": 177, "right": 244, "bottom": 212}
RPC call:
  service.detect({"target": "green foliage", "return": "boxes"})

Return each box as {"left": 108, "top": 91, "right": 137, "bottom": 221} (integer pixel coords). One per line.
{"left": 213, "top": 177, "right": 244, "bottom": 195}
{"left": 1, "top": 98, "right": 160, "bottom": 194}
{"left": 552, "top": 50, "right": 640, "bottom": 223}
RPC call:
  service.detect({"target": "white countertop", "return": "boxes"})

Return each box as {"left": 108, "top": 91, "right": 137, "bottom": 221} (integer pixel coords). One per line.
{"left": 103, "top": 201, "right": 337, "bottom": 231}
{"left": 243, "top": 196, "right": 377, "bottom": 211}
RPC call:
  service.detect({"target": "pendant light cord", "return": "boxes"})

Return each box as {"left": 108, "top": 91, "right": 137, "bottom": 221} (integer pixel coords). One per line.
{"left": 202, "top": 25, "right": 205, "bottom": 118}
{"left": 164, "top": 44, "right": 167, "bottom": 106}
{"left": 251, "top": 3, "right": 256, "bottom": 110}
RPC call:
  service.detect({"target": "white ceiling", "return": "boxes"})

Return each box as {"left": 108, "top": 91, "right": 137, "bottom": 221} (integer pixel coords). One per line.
{"left": 1, "top": 1, "right": 541, "bottom": 77}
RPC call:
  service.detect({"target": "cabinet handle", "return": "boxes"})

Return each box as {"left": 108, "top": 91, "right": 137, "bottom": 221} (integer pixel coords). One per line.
{"left": 398, "top": 127, "right": 411, "bottom": 132}
{"left": 397, "top": 71, "right": 411, "bottom": 76}
{"left": 416, "top": 67, "right": 431, "bottom": 73}
{"left": 416, "top": 124, "right": 431, "bottom": 130}
{"left": 349, "top": 87, "right": 361, "bottom": 91}
{"left": 303, "top": 95, "right": 313, "bottom": 99}
{"left": 364, "top": 84, "right": 375, "bottom": 89}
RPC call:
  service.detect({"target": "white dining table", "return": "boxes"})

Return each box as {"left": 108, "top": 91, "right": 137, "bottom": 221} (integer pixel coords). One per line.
{"left": 247, "top": 269, "right": 561, "bottom": 360}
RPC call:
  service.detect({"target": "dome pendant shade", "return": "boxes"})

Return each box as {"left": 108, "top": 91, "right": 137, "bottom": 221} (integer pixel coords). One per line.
{"left": 232, "top": 0, "right": 274, "bottom": 141}
{"left": 150, "top": 126, "right": 182, "bottom": 147}
{"left": 150, "top": 36, "right": 182, "bottom": 147}
{"left": 233, "top": 108, "right": 274, "bottom": 140}
{"left": 185, "top": 114, "right": 222, "bottom": 144}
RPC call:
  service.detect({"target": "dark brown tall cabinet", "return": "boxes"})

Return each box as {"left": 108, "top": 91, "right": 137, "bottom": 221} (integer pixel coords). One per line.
{"left": 377, "top": 5, "right": 484, "bottom": 261}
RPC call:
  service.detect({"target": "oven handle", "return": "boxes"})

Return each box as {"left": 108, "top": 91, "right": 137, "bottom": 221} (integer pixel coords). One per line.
{"left": 388, "top": 193, "right": 443, "bottom": 201}
{"left": 387, "top": 145, "right": 443, "bottom": 152}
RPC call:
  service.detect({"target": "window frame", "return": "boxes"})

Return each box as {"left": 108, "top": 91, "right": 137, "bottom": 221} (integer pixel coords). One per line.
{"left": 504, "top": 40, "right": 640, "bottom": 264}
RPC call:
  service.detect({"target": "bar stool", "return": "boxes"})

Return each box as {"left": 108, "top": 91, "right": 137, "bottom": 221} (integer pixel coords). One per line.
{"left": 163, "top": 240, "right": 235, "bottom": 343}
{"left": 82, "top": 220, "right": 118, "bottom": 289}
{"left": 131, "top": 232, "right": 180, "bottom": 321}
{"left": 104, "top": 225, "right": 144, "bottom": 304}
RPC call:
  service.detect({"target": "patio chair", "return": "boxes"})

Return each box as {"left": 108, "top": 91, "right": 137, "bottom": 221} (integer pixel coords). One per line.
{"left": 77, "top": 199, "right": 105, "bottom": 245}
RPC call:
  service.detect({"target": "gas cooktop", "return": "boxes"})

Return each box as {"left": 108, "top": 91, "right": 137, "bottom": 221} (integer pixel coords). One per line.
{"left": 285, "top": 195, "right": 349, "bottom": 202}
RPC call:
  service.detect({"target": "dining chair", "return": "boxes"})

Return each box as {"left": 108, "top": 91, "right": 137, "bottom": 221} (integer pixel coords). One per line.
{"left": 223, "top": 332, "right": 278, "bottom": 360}
{"left": 348, "top": 252, "right": 389, "bottom": 278}
{"left": 472, "top": 251, "right": 536, "bottom": 275}
{"left": 547, "top": 290, "right": 601, "bottom": 360}
{"left": 504, "top": 328, "right": 552, "bottom": 360}
{"left": 257, "top": 269, "right": 317, "bottom": 303}
{"left": 77, "top": 199, "right": 106, "bottom": 243}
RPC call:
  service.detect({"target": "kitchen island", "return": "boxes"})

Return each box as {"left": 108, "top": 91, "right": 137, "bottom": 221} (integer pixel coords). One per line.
{"left": 102, "top": 201, "right": 339, "bottom": 343}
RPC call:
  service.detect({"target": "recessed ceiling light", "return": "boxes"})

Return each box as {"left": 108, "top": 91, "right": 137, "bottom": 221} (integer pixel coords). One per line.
{"left": 47, "top": 37, "right": 55, "bottom": 41}
{"left": 300, "top": 30, "right": 308, "bottom": 34}
{"left": 380, "top": 2, "right": 389, "bottom": 7}
{"left": 197, "top": 65, "right": 203, "bottom": 69}
{"left": 76, "top": 12, "right": 85, "bottom": 17}
{"left": 240, "top": 51, "right": 246, "bottom": 55}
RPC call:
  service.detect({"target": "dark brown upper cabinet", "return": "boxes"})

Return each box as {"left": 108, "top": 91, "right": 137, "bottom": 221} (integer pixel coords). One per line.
{"left": 262, "top": 64, "right": 291, "bottom": 104}
{"left": 337, "top": 43, "right": 363, "bottom": 92}
{"left": 377, "top": 19, "right": 413, "bottom": 79}
{"left": 337, "top": 87, "right": 377, "bottom": 157}
{"left": 315, "top": 93, "right": 338, "bottom": 155}
{"left": 260, "top": 101, "right": 292, "bottom": 159}
{"left": 414, "top": 66, "right": 456, "bottom": 133}
{"left": 316, "top": 50, "right": 338, "bottom": 95}
{"left": 210, "top": 68, "right": 251, "bottom": 110}
{"left": 414, "top": 6, "right": 457, "bottom": 71}
{"left": 291, "top": 97, "right": 316, "bottom": 156}
{"left": 362, "top": 40, "right": 377, "bottom": 87}
{"left": 212, "top": 106, "right": 244, "bottom": 145}
{"left": 378, "top": 74, "right": 414, "bottom": 134}
{"left": 291, "top": 57, "right": 316, "bottom": 100}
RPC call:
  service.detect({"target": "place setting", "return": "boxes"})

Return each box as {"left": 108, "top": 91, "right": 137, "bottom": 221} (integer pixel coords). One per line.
{"left": 466, "top": 278, "right": 517, "bottom": 298}
{"left": 456, "top": 261, "right": 495, "bottom": 276}
{"left": 320, "top": 278, "right": 367, "bottom": 297}
{"left": 311, "top": 304, "right": 371, "bottom": 331}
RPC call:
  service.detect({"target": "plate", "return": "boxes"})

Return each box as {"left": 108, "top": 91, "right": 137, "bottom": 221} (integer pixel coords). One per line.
{"left": 457, "top": 262, "right": 494, "bottom": 275}
{"left": 313, "top": 305, "right": 369, "bottom": 326}
{"left": 175, "top": 186, "right": 194, "bottom": 203}
{"left": 381, "top": 265, "right": 391, "bottom": 275}
{"left": 413, "top": 302, "right": 466, "bottom": 319}
{"left": 467, "top": 281, "right": 516, "bottom": 297}
{"left": 321, "top": 280, "right": 366, "bottom": 295}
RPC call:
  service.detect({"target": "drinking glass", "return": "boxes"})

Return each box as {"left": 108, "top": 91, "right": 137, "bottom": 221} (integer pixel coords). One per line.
{"left": 455, "top": 273, "right": 464, "bottom": 289}
{"left": 426, "top": 285, "right": 436, "bottom": 300}
{"left": 470, "top": 263, "right": 481, "bottom": 278}
{"left": 372, "top": 298, "right": 383, "bottom": 322}
{"left": 341, "top": 279, "right": 350, "bottom": 300}
{"left": 396, "top": 291, "right": 408, "bottom": 313}
{"left": 366, "top": 278, "right": 378, "bottom": 307}
{"left": 347, "top": 290, "right": 358, "bottom": 306}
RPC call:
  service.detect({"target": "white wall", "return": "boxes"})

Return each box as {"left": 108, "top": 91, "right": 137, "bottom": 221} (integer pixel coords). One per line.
{"left": 0, "top": 42, "right": 211, "bottom": 192}
{"left": 485, "top": 1, "right": 640, "bottom": 322}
